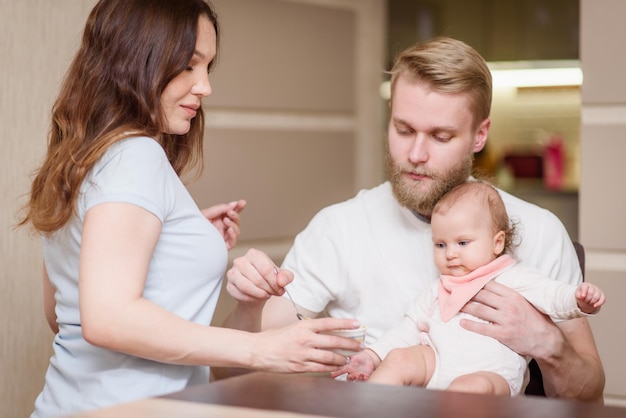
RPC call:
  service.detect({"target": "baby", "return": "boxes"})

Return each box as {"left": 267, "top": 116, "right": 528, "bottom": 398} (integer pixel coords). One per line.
{"left": 333, "top": 180, "right": 605, "bottom": 396}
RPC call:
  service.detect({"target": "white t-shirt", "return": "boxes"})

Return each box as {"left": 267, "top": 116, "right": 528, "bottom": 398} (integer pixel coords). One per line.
{"left": 33, "top": 137, "right": 227, "bottom": 417}
{"left": 282, "top": 182, "right": 582, "bottom": 346}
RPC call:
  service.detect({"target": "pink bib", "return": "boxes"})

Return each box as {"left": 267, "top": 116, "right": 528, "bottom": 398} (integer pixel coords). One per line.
{"left": 438, "top": 254, "right": 515, "bottom": 322}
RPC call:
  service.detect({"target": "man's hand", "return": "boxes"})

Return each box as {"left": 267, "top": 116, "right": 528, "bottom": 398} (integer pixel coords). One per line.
{"left": 226, "top": 248, "right": 294, "bottom": 305}
{"left": 459, "top": 280, "right": 554, "bottom": 357}
{"left": 460, "top": 280, "right": 604, "bottom": 402}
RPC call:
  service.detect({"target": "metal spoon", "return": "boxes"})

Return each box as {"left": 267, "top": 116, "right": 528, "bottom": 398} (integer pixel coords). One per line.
{"left": 284, "top": 287, "right": 308, "bottom": 321}
{"left": 274, "top": 267, "right": 307, "bottom": 320}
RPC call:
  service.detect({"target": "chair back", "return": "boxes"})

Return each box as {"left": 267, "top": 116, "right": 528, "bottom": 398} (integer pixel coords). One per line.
{"left": 524, "top": 241, "right": 585, "bottom": 396}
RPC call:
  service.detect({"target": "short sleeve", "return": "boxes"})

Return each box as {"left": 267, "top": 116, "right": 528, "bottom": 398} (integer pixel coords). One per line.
{"left": 80, "top": 137, "right": 175, "bottom": 222}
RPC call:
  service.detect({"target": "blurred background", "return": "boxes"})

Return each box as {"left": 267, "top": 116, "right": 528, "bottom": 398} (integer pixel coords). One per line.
{"left": 3, "top": 1, "right": 626, "bottom": 416}
{"left": 388, "top": 0, "right": 583, "bottom": 242}
{"left": 387, "top": 0, "right": 583, "bottom": 245}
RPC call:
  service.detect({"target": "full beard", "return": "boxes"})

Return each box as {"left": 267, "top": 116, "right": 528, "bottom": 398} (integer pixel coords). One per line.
{"left": 386, "top": 149, "right": 474, "bottom": 218}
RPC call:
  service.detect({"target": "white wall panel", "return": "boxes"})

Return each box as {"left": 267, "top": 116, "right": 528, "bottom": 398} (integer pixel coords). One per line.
{"left": 580, "top": 0, "right": 626, "bottom": 403}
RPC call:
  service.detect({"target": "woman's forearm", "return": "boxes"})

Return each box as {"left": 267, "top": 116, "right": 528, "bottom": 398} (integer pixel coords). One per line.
{"left": 220, "top": 301, "right": 265, "bottom": 333}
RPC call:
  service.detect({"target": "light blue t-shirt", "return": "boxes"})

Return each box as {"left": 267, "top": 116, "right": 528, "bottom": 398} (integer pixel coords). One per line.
{"left": 33, "top": 137, "right": 227, "bottom": 417}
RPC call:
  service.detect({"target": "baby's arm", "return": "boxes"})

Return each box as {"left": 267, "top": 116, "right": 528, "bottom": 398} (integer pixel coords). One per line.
{"left": 576, "top": 282, "right": 606, "bottom": 315}
{"left": 331, "top": 349, "right": 381, "bottom": 381}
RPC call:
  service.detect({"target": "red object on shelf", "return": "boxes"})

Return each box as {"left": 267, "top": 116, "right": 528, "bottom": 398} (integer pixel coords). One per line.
{"left": 503, "top": 154, "right": 543, "bottom": 179}
{"left": 543, "top": 135, "right": 565, "bottom": 190}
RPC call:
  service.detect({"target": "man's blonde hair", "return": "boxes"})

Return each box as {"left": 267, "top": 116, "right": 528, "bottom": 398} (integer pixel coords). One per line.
{"left": 389, "top": 37, "right": 492, "bottom": 130}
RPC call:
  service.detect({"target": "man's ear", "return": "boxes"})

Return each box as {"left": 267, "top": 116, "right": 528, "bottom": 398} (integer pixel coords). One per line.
{"left": 494, "top": 230, "right": 506, "bottom": 255}
{"left": 472, "top": 118, "right": 491, "bottom": 153}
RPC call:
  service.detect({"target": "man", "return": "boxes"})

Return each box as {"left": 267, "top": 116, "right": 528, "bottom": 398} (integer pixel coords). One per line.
{"left": 222, "top": 37, "right": 604, "bottom": 402}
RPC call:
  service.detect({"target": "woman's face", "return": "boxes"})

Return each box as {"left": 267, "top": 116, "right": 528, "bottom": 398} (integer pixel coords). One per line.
{"left": 161, "top": 16, "right": 217, "bottom": 135}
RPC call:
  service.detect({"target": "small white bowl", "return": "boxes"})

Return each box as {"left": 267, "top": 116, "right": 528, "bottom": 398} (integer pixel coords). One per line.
{"left": 323, "top": 325, "right": 367, "bottom": 355}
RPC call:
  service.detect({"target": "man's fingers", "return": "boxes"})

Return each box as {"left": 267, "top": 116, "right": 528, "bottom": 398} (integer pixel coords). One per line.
{"left": 460, "top": 301, "right": 498, "bottom": 324}
{"left": 480, "top": 280, "right": 515, "bottom": 297}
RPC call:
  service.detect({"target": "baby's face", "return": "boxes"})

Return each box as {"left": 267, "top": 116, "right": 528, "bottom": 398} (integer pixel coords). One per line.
{"left": 431, "top": 202, "right": 501, "bottom": 276}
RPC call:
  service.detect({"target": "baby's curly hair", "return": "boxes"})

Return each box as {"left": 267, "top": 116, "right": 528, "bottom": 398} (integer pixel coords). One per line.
{"left": 432, "top": 179, "right": 519, "bottom": 255}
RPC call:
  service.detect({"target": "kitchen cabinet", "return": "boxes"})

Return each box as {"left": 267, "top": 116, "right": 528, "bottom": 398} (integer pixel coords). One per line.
{"left": 508, "top": 181, "right": 579, "bottom": 241}
{"left": 388, "top": 0, "right": 579, "bottom": 62}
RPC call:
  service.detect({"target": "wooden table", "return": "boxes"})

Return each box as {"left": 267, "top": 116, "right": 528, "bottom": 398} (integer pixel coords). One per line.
{"left": 159, "top": 372, "right": 626, "bottom": 418}
{"left": 68, "top": 372, "right": 626, "bottom": 418}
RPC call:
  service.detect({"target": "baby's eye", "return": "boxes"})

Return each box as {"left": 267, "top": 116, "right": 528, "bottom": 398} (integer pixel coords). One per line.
{"left": 458, "top": 240, "right": 469, "bottom": 246}
{"left": 435, "top": 243, "right": 445, "bottom": 249}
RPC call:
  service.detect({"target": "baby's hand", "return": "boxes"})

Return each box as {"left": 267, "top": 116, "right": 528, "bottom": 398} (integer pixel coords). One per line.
{"left": 331, "top": 350, "right": 377, "bottom": 381}
{"left": 576, "top": 282, "right": 606, "bottom": 315}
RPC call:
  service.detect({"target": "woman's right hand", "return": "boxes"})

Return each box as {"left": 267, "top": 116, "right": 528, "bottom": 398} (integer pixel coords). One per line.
{"left": 251, "top": 317, "right": 364, "bottom": 374}
{"left": 226, "top": 248, "right": 294, "bottom": 305}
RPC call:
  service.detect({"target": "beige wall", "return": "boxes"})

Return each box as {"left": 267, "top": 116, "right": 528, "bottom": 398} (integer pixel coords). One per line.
{"left": 1, "top": 1, "right": 98, "bottom": 417}
{"left": 580, "top": 0, "right": 626, "bottom": 406}
{"left": 191, "top": 0, "right": 386, "bottom": 245}
{"left": 0, "top": 1, "right": 386, "bottom": 417}
{"left": 196, "top": 0, "right": 388, "bottom": 325}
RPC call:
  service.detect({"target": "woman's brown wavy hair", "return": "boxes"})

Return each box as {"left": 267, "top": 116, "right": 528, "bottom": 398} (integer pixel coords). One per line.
{"left": 18, "top": 0, "right": 219, "bottom": 235}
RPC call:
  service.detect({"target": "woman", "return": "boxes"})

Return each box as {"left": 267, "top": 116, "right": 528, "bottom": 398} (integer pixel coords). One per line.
{"left": 20, "top": 1, "right": 361, "bottom": 416}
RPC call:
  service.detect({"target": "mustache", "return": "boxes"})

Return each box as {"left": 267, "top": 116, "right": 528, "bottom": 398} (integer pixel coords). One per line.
{"left": 401, "top": 166, "right": 436, "bottom": 179}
